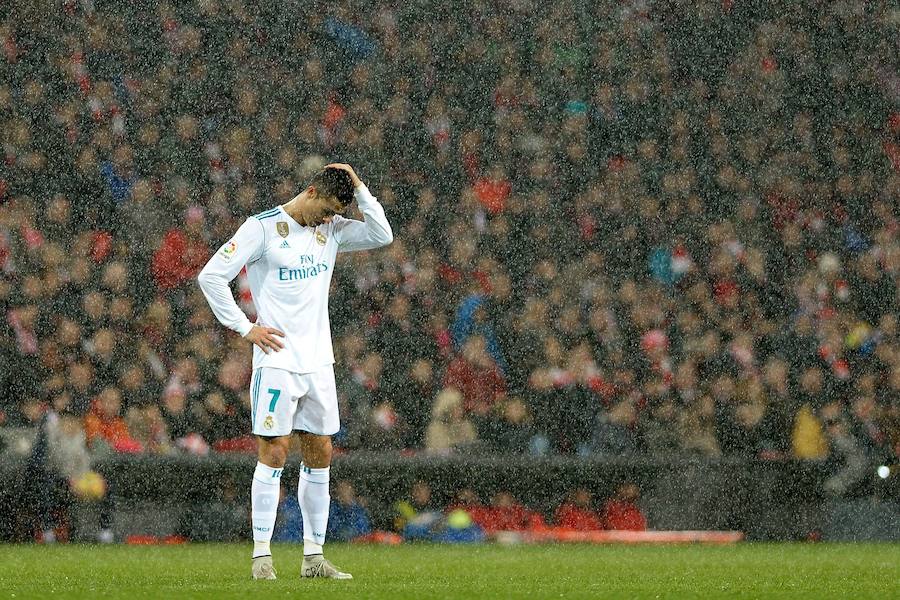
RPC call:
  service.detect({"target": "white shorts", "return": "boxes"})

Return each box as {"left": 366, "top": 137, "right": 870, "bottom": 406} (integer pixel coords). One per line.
{"left": 249, "top": 365, "right": 340, "bottom": 437}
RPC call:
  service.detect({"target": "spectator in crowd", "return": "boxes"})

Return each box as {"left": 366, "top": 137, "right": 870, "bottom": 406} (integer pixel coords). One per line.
{"left": 820, "top": 401, "right": 869, "bottom": 496}
{"left": 482, "top": 397, "right": 537, "bottom": 454}
{"left": 84, "top": 387, "right": 138, "bottom": 453}
{"left": 388, "top": 358, "right": 438, "bottom": 449}
{"left": 793, "top": 403, "right": 829, "bottom": 460}
{"left": 394, "top": 480, "right": 443, "bottom": 536}
{"left": 676, "top": 394, "right": 721, "bottom": 457}
{"left": 554, "top": 488, "right": 604, "bottom": 531}
{"left": 150, "top": 206, "right": 210, "bottom": 293}
{"left": 125, "top": 402, "right": 171, "bottom": 454}
{"left": 601, "top": 483, "right": 647, "bottom": 532}
{"left": 327, "top": 481, "right": 372, "bottom": 542}
{"left": 197, "top": 390, "right": 251, "bottom": 451}
{"left": 424, "top": 388, "right": 478, "bottom": 454}
{"left": 160, "top": 384, "right": 196, "bottom": 443}
{"left": 17, "top": 405, "right": 113, "bottom": 543}
{"left": 590, "top": 391, "right": 640, "bottom": 456}
{"left": 446, "top": 489, "right": 485, "bottom": 516}
{"left": 443, "top": 335, "right": 507, "bottom": 424}
{"left": 398, "top": 482, "right": 487, "bottom": 544}
{"left": 469, "top": 491, "right": 546, "bottom": 535}
{"left": 336, "top": 352, "right": 386, "bottom": 449}
{"left": 395, "top": 487, "right": 483, "bottom": 543}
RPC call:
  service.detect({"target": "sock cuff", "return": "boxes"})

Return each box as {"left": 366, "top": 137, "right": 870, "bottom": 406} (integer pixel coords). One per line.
{"left": 299, "top": 463, "right": 330, "bottom": 484}
{"left": 254, "top": 461, "right": 284, "bottom": 484}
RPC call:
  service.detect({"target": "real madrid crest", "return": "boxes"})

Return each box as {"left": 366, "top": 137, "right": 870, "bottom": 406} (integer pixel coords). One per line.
{"left": 263, "top": 415, "right": 275, "bottom": 430}
{"left": 276, "top": 221, "right": 289, "bottom": 238}
{"left": 315, "top": 229, "right": 327, "bottom": 246}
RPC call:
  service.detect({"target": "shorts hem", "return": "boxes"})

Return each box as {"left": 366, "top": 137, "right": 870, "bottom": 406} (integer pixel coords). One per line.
{"left": 252, "top": 429, "right": 294, "bottom": 438}
{"left": 292, "top": 427, "right": 339, "bottom": 437}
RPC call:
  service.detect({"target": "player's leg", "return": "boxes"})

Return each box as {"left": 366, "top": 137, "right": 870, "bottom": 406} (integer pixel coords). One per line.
{"left": 294, "top": 366, "right": 351, "bottom": 579}
{"left": 249, "top": 367, "right": 297, "bottom": 580}
{"left": 251, "top": 435, "right": 288, "bottom": 580}
{"left": 297, "top": 431, "right": 332, "bottom": 557}
{"left": 297, "top": 432, "right": 350, "bottom": 579}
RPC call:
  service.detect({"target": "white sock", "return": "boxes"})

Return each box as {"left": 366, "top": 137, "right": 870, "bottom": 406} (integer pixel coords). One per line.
{"left": 251, "top": 461, "right": 282, "bottom": 558}
{"left": 297, "top": 463, "right": 330, "bottom": 555}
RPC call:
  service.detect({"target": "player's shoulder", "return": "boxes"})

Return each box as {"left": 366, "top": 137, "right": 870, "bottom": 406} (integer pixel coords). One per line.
{"left": 252, "top": 207, "right": 283, "bottom": 221}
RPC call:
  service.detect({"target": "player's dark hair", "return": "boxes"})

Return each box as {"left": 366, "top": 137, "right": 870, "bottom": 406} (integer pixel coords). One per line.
{"left": 310, "top": 168, "right": 354, "bottom": 207}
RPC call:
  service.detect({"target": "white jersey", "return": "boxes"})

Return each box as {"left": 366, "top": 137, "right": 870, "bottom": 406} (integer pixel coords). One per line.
{"left": 198, "top": 184, "right": 393, "bottom": 374}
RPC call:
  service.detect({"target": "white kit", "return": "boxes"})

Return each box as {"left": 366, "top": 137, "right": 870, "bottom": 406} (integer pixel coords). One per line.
{"left": 198, "top": 184, "right": 393, "bottom": 435}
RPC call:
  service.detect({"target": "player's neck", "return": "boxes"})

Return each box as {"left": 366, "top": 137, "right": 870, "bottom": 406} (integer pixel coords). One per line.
{"left": 282, "top": 193, "right": 315, "bottom": 228}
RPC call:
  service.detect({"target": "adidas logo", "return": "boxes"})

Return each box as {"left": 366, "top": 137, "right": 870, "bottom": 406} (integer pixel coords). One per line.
{"left": 279, "top": 240, "right": 290, "bottom": 248}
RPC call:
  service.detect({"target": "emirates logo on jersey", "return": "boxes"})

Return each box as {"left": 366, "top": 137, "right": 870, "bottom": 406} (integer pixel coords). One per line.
{"left": 278, "top": 263, "right": 329, "bottom": 281}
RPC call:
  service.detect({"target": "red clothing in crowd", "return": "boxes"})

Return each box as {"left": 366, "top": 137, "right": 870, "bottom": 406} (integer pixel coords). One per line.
{"left": 84, "top": 405, "right": 139, "bottom": 452}
{"left": 452, "top": 501, "right": 546, "bottom": 534}
{"left": 151, "top": 228, "right": 210, "bottom": 291}
{"left": 473, "top": 176, "right": 511, "bottom": 214}
{"left": 443, "top": 356, "right": 506, "bottom": 415}
{"left": 554, "top": 502, "right": 604, "bottom": 531}
{"left": 601, "top": 499, "right": 647, "bottom": 531}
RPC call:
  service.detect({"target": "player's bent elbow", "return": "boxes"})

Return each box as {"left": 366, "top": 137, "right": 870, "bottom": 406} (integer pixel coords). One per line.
{"left": 197, "top": 269, "right": 213, "bottom": 290}
{"left": 379, "top": 228, "right": 394, "bottom": 246}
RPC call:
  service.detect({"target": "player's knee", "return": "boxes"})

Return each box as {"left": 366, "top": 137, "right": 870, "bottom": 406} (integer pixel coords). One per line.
{"left": 271, "top": 448, "right": 288, "bottom": 468}
{"left": 301, "top": 434, "right": 332, "bottom": 467}
{"left": 258, "top": 437, "right": 289, "bottom": 467}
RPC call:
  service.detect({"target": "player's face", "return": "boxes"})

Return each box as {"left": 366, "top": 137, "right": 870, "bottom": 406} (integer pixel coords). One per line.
{"left": 309, "top": 193, "right": 346, "bottom": 226}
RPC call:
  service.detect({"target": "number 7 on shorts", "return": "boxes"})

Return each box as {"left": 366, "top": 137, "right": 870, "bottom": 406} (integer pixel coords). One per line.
{"left": 267, "top": 388, "right": 281, "bottom": 412}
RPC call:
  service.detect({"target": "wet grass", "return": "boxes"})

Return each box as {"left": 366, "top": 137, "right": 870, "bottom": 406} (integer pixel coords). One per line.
{"left": 0, "top": 542, "right": 897, "bottom": 598}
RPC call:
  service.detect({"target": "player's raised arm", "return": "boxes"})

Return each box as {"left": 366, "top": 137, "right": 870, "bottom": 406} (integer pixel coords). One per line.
{"left": 197, "top": 219, "right": 284, "bottom": 353}
{"left": 326, "top": 163, "right": 394, "bottom": 252}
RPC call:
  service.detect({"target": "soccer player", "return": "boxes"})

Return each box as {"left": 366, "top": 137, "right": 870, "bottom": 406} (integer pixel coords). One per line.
{"left": 197, "top": 163, "right": 393, "bottom": 580}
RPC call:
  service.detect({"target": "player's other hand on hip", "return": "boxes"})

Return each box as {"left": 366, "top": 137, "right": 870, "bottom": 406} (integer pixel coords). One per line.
{"left": 325, "top": 162, "right": 363, "bottom": 188}
{"left": 244, "top": 325, "right": 285, "bottom": 353}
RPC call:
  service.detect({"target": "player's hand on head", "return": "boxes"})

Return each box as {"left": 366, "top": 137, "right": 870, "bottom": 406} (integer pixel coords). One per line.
{"left": 244, "top": 325, "right": 285, "bottom": 354}
{"left": 324, "top": 163, "right": 363, "bottom": 188}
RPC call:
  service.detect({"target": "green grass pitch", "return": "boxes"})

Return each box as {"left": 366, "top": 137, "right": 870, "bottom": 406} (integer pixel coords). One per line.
{"left": 1, "top": 543, "right": 897, "bottom": 599}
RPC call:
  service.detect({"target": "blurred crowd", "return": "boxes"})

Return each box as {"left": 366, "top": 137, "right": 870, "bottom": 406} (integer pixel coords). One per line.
{"left": 270, "top": 480, "right": 647, "bottom": 544}
{"left": 1, "top": 0, "right": 898, "bottom": 484}
{"left": 163, "top": 478, "right": 648, "bottom": 543}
